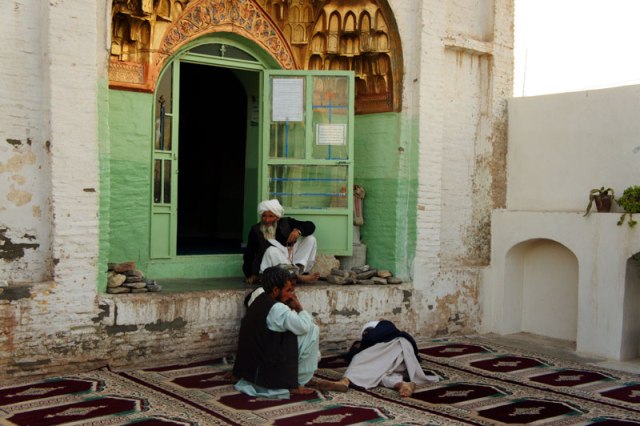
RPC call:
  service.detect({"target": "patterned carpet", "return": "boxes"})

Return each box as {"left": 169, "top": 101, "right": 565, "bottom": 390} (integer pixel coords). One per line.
{"left": 2, "top": 336, "right": 640, "bottom": 425}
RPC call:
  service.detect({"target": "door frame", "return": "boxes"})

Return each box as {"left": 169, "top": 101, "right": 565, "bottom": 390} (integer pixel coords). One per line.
{"left": 261, "top": 70, "right": 355, "bottom": 255}
{"left": 147, "top": 35, "right": 276, "bottom": 278}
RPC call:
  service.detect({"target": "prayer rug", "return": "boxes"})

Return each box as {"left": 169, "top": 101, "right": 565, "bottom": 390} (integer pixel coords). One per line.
{"left": 2, "top": 336, "right": 640, "bottom": 425}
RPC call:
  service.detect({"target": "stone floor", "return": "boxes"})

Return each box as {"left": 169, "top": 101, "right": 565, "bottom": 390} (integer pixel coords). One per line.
{"left": 476, "top": 332, "right": 640, "bottom": 375}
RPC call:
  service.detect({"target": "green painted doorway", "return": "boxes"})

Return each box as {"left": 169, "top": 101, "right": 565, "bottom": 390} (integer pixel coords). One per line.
{"left": 150, "top": 40, "right": 266, "bottom": 276}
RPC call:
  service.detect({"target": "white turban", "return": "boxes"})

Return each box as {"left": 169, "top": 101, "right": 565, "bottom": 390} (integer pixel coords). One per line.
{"left": 258, "top": 199, "right": 284, "bottom": 218}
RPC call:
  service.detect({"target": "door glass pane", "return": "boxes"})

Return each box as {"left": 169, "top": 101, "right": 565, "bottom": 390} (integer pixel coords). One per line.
{"left": 269, "top": 122, "right": 305, "bottom": 159}
{"left": 268, "top": 165, "right": 348, "bottom": 209}
{"left": 153, "top": 159, "right": 162, "bottom": 203}
{"left": 269, "top": 77, "right": 305, "bottom": 159}
{"left": 312, "top": 76, "right": 349, "bottom": 160}
{"left": 163, "top": 159, "right": 171, "bottom": 204}
{"left": 155, "top": 64, "right": 173, "bottom": 151}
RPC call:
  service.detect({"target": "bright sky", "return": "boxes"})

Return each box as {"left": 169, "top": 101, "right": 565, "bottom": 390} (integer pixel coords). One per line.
{"left": 514, "top": 0, "right": 640, "bottom": 97}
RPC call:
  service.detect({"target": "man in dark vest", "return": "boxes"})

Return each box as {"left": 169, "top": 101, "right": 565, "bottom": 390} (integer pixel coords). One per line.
{"left": 232, "top": 266, "right": 346, "bottom": 398}
{"left": 242, "top": 199, "right": 320, "bottom": 284}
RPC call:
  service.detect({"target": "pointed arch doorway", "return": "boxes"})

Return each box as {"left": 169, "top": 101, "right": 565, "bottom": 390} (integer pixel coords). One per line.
{"left": 149, "top": 37, "right": 355, "bottom": 278}
{"left": 150, "top": 39, "right": 266, "bottom": 276}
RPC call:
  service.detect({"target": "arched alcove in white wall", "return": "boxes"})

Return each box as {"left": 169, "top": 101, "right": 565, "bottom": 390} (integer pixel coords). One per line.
{"left": 504, "top": 239, "right": 578, "bottom": 342}
{"left": 621, "top": 254, "right": 640, "bottom": 360}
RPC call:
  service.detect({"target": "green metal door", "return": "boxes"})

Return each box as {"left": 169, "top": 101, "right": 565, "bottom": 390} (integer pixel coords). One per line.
{"left": 262, "top": 70, "right": 354, "bottom": 255}
{"left": 150, "top": 62, "right": 179, "bottom": 258}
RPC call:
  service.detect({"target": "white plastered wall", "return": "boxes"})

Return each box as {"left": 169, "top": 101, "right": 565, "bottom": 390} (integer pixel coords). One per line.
{"left": 483, "top": 85, "right": 640, "bottom": 360}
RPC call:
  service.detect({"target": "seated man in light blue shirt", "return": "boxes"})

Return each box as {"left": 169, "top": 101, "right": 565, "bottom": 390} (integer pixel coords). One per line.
{"left": 232, "top": 266, "right": 346, "bottom": 398}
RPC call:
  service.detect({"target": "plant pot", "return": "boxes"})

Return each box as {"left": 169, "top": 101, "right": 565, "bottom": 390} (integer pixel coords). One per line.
{"left": 595, "top": 195, "right": 612, "bottom": 212}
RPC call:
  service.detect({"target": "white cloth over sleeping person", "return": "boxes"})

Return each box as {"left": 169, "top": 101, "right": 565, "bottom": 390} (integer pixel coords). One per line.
{"left": 260, "top": 237, "right": 318, "bottom": 274}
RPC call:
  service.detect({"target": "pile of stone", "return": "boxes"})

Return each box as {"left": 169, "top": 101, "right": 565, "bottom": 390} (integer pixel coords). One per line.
{"left": 107, "top": 261, "right": 162, "bottom": 294}
{"left": 326, "top": 265, "right": 403, "bottom": 285}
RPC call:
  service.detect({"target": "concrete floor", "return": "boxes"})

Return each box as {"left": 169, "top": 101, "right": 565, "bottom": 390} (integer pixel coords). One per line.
{"left": 476, "top": 332, "right": 640, "bottom": 375}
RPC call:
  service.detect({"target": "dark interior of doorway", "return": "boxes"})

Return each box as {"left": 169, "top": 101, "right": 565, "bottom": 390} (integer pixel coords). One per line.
{"left": 177, "top": 63, "right": 247, "bottom": 255}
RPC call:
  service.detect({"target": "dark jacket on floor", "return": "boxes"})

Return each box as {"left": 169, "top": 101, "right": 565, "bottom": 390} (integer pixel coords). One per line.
{"left": 342, "top": 320, "right": 420, "bottom": 363}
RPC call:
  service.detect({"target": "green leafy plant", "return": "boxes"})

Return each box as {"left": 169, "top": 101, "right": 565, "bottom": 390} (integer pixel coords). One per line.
{"left": 584, "top": 187, "right": 615, "bottom": 216}
{"left": 616, "top": 185, "right": 640, "bottom": 227}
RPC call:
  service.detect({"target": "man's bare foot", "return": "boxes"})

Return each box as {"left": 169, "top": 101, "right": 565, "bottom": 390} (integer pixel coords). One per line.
{"left": 291, "top": 386, "right": 315, "bottom": 395}
{"left": 296, "top": 272, "right": 320, "bottom": 283}
{"left": 397, "top": 381, "right": 416, "bottom": 397}
{"left": 308, "top": 377, "right": 349, "bottom": 392}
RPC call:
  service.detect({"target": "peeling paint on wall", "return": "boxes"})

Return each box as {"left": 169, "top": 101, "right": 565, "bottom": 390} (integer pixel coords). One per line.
{"left": 144, "top": 318, "right": 187, "bottom": 332}
{"left": 0, "top": 228, "right": 39, "bottom": 260}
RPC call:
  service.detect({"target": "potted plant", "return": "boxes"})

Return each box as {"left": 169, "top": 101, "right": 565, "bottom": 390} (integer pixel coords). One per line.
{"left": 584, "top": 187, "right": 615, "bottom": 216}
{"left": 617, "top": 185, "right": 640, "bottom": 227}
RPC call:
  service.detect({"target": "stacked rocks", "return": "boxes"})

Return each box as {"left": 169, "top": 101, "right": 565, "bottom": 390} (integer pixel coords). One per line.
{"left": 326, "top": 265, "right": 403, "bottom": 285}
{"left": 107, "top": 261, "right": 162, "bottom": 294}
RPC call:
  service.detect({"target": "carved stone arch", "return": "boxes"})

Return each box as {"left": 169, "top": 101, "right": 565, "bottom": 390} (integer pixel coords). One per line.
{"left": 328, "top": 11, "right": 341, "bottom": 32}
{"left": 309, "top": 54, "right": 324, "bottom": 70}
{"left": 360, "top": 12, "right": 372, "bottom": 32}
{"left": 302, "top": 5, "right": 313, "bottom": 22}
{"left": 343, "top": 12, "right": 356, "bottom": 32}
{"left": 374, "top": 9, "right": 388, "bottom": 32}
{"left": 289, "top": 4, "right": 300, "bottom": 22}
{"left": 157, "top": 0, "right": 171, "bottom": 20}
{"left": 151, "top": 0, "right": 296, "bottom": 88}
{"left": 109, "top": 0, "right": 297, "bottom": 92}
{"left": 314, "top": 9, "right": 327, "bottom": 32}
{"left": 109, "top": 0, "right": 403, "bottom": 113}
{"left": 310, "top": 33, "right": 326, "bottom": 54}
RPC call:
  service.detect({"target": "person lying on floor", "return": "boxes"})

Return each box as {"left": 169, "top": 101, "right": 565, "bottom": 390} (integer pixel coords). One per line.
{"left": 232, "top": 266, "right": 347, "bottom": 398}
{"left": 335, "top": 320, "right": 440, "bottom": 397}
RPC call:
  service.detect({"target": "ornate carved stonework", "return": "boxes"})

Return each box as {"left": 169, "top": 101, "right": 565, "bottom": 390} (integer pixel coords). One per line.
{"left": 110, "top": 0, "right": 401, "bottom": 113}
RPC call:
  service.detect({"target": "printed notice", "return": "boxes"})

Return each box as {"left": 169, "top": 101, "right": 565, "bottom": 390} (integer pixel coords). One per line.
{"left": 272, "top": 77, "right": 304, "bottom": 122}
{"left": 316, "top": 123, "right": 346, "bottom": 145}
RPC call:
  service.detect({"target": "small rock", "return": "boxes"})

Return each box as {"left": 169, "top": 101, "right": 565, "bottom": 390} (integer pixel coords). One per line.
{"left": 125, "top": 269, "right": 145, "bottom": 278}
{"left": 356, "top": 279, "right": 374, "bottom": 285}
{"left": 356, "top": 270, "right": 377, "bottom": 280}
{"left": 131, "top": 288, "right": 149, "bottom": 293}
{"left": 108, "top": 273, "right": 127, "bottom": 288}
{"left": 377, "top": 270, "right": 392, "bottom": 278}
{"left": 113, "top": 261, "right": 136, "bottom": 273}
{"left": 371, "top": 277, "right": 387, "bottom": 285}
{"left": 386, "top": 277, "right": 403, "bottom": 284}
{"left": 330, "top": 268, "right": 350, "bottom": 278}
{"left": 125, "top": 275, "right": 145, "bottom": 283}
{"left": 351, "top": 265, "right": 370, "bottom": 273}
{"left": 124, "top": 282, "right": 147, "bottom": 289}
{"left": 107, "top": 286, "right": 130, "bottom": 294}
{"left": 146, "top": 283, "right": 162, "bottom": 292}
{"left": 327, "top": 275, "right": 349, "bottom": 285}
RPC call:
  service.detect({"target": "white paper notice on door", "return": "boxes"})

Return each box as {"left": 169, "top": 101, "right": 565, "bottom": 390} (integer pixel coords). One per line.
{"left": 316, "top": 123, "right": 346, "bottom": 145}
{"left": 272, "top": 77, "right": 304, "bottom": 122}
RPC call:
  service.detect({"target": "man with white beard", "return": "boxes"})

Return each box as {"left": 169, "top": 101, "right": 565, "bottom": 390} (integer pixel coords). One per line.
{"left": 243, "top": 199, "right": 320, "bottom": 284}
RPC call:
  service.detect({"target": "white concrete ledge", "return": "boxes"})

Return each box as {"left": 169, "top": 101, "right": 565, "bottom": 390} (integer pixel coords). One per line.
{"left": 483, "top": 210, "right": 640, "bottom": 360}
